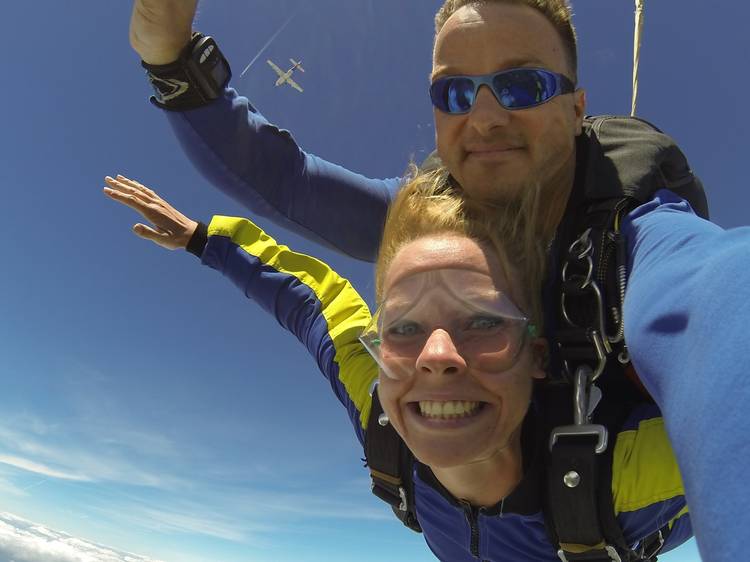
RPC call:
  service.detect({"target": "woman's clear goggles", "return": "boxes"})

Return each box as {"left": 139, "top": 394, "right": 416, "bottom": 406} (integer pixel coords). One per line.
{"left": 359, "top": 269, "right": 537, "bottom": 380}
{"left": 429, "top": 67, "right": 575, "bottom": 115}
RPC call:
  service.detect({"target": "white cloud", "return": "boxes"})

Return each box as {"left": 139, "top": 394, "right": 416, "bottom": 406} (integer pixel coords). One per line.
{"left": 0, "top": 456, "right": 90, "bottom": 482}
{"left": 0, "top": 512, "right": 162, "bottom": 562}
{"left": 0, "top": 424, "right": 188, "bottom": 490}
{"left": 93, "top": 504, "right": 255, "bottom": 544}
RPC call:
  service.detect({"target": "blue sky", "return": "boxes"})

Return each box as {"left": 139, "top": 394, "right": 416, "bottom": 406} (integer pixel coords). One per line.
{"left": 1, "top": 0, "right": 746, "bottom": 560}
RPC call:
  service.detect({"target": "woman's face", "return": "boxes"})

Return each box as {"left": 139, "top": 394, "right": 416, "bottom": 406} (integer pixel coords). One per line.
{"left": 376, "top": 234, "right": 545, "bottom": 470}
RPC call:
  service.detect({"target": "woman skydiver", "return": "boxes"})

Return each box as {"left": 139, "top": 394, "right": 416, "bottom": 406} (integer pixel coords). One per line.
{"left": 103, "top": 170, "right": 691, "bottom": 561}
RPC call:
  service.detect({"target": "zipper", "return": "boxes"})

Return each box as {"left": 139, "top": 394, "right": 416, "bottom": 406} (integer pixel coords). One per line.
{"left": 461, "top": 501, "right": 482, "bottom": 559}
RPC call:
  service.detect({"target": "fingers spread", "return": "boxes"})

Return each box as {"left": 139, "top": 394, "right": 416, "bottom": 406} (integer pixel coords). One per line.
{"left": 105, "top": 175, "right": 154, "bottom": 202}
{"left": 103, "top": 186, "right": 147, "bottom": 212}
{"left": 115, "top": 174, "right": 157, "bottom": 197}
{"left": 115, "top": 175, "right": 143, "bottom": 190}
{"left": 104, "top": 176, "right": 152, "bottom": 210}
{"left": 103, "top": 175, "right": 191, "bottom": 250}
{"left": 117, "top": 174, "right": 158, "bottom": 198}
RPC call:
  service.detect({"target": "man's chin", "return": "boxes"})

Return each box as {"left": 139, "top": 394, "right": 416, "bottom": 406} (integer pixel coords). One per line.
{"left": 458, "top": 175, "right": 529, "bottom": 204}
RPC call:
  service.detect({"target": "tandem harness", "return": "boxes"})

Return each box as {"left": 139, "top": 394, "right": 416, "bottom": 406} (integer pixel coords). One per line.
{"left": 364, "top": 115, "right": 708, "bottom": 561}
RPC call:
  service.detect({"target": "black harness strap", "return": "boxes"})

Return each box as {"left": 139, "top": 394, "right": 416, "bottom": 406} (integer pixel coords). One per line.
{"left": 543, "top": 380, "right": 662, "bottom": 562}
{"left": 365, "top": 386, "right": 421, "bottom": 533}
{"left": 549, "top": 436, "right": 606, "bottom": 547}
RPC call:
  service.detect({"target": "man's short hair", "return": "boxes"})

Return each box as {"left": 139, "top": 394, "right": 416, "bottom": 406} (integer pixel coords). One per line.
{"left": 434, "top": 0, "right": 578, "bottom": 82}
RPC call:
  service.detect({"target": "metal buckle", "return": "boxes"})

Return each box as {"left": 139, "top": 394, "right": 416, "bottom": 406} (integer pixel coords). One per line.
{"left": 557, "top": 545, "right": 623, "bottom": 562}
{"left": 397, "top": 486, "right": 408, "bottom": 512}
{"left": 549, "top": 366, "right": 608, "bottom": 454}
{"left": 549, "top": 424, "right": 608, "bottom": 454}
{"left": 639, "top": 529, "right": 665, "bottom": 560}
{"left": 369, "top": 480, "right": 408, "bottom": 513}
{"left": 560, "top": 229, "right": 613, "bottom": 381}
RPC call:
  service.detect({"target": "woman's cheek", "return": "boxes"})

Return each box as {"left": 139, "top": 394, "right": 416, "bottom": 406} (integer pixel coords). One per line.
{"left": 376, "top": 375, "right": 410, "bottom": 437}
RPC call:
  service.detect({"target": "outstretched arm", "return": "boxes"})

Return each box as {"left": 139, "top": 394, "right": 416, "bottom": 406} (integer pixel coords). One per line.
{"left": 104, "top": 175, "right": 377, "bottom": 444}
{"left": 129, "top": 0, "right": 402, "bottom": 262}
{"left": 622, "top": 190, "right": 750, "bottom": 562}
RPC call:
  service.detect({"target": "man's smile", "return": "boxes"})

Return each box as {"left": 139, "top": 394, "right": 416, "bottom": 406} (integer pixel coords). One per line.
{"left": 465, "top": 145, "right": 524, "bottom": 162}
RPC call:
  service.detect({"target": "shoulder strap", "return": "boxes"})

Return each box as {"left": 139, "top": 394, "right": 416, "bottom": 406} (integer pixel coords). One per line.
{"left": 580, "top": 115, "right": 708, "bottom": 218}
{"left": 365, "top": 385, "right": 421, "bottom": 533}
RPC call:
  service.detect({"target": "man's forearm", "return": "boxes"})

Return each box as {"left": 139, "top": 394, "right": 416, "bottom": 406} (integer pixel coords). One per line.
{"left": 163, "top": 86, "right": 402, "bottom": 261}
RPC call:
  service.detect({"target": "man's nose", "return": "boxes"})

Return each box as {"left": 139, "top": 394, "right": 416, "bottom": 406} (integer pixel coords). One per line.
{"left": 415, "top": 329, "right": 467, "bottom": 376}
{"left": 467, "top": 84, "right": 511, "bottom": 134}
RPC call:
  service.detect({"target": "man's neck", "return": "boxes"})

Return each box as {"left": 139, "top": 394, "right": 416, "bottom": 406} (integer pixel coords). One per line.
{"left": 539, "top": 149, "right": 577, "bottom": 242}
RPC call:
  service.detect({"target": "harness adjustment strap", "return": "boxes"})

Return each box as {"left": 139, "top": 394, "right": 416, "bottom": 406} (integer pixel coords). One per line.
{"left": 549, "top": 435, "right": 604, "bottom": 545}
{"left": 638, "top": 525, "right": 670, "bottom": 560}
{"left": 365, "top": 386, "right": 422, "bottom": 533}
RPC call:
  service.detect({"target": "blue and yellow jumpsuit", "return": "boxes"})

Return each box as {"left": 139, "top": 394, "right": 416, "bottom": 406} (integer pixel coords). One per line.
{"left": 191, "top": 199, "right": 695, "bottom": 561}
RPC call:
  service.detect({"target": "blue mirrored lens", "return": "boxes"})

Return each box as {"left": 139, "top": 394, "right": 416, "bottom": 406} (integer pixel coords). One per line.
{"left": 446, "top": 77, "right": 476, "bottom": 113}
{"left": 430, "top": 77, "right": 476, "bottom": 113}
{"left": 493, "top": 69, "right": 556, "bottom": 108}
{"left": 431, "top": 68, "right": 569, "bottom": 114}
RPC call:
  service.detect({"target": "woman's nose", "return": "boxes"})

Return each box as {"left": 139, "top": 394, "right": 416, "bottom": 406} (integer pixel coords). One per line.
{"left": 414, "top": 329, "right": 467, "bottom": 376}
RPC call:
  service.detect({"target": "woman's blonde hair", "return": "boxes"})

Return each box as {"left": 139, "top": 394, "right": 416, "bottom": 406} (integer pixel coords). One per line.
{"left": 375, "top": 165, "right": 549, "bottom": 330}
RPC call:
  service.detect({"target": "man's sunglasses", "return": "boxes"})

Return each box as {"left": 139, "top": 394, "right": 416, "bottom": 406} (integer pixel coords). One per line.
{"left": 429, "top": 67, "right": 576, "bottom": 114}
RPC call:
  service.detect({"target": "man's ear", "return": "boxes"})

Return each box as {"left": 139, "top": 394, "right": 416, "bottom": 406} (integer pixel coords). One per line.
{"left": 530, "top": 338, "right": 549, "bottom": 379}
{"left": 573, "top": 88, "right": 586, "bottom": 135}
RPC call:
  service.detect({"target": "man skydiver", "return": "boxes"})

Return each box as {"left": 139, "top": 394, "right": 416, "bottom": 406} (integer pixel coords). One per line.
{"left": 128, "top": 1, "right": 750, "bottom": 560}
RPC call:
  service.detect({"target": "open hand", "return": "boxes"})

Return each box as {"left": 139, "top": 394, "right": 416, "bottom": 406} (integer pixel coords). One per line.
{"left": 103, "top": 175, "right": 198, "bottom": 250}
{"left": 129, "top": 0, "right": 199, "bottom": 65}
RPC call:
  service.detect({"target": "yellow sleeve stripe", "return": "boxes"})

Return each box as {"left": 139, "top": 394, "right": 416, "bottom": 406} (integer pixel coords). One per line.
{"left": 611, "top": 416, "right": 685, "bottom": 514}
{"left": 208, "top": 216, "right": 377, "bottom": 430}
{"left": 669, "top": 506, "right": 690, "bottom": 529}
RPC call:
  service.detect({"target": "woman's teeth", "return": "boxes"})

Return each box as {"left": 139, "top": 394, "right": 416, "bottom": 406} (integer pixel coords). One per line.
{"left": 418, "top": 400, "right": 481, "bottom": 419}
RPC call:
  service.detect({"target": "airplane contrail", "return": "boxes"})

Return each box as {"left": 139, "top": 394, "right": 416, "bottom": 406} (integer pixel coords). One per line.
{"left": 21, "top": 478, "right": 48, "bottom": 491}
{"left": 240, "top": 9, "right": 300, "bottom": 78}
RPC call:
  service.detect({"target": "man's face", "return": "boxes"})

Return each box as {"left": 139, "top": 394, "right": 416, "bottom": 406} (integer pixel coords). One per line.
{"left": 376, "top": 234, "right": 545, "bottom": 469}
{"left": 432, "top": 3, "right": 586, "bottom": 203}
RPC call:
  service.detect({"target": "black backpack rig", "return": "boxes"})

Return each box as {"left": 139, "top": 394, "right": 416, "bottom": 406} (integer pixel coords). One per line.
{"left": 364, "top": 115, "right": 709, "bottom": 562}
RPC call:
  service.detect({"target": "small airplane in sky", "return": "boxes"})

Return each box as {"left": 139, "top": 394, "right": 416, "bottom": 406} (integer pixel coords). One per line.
{"left": 267, "top": 59, "right": 305, "bottom": 93}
